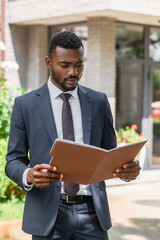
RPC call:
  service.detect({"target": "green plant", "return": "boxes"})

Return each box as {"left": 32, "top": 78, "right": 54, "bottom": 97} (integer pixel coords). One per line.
{"left": 153, "top": 122, "right": 160, "bottom": 140}
{"left": 0, "top": 138, "right": 8, "bottom": 200}
{"left": 0, "top": 41, "right": 26, "bottom": 202}
{"left": 116, "top": 124, "right": 146, "bottom": 144}
{"left": 0, "top": 78, "right": 27, "bottom": 139}
{"left": 0, "top": 138, "right": 26, "bottom": 202}
{"left": 0, "top": 78, "right": 13, "bottom": 139}
{"left": 0, "top": 201, "right": 24, "bottom": 221}
{"left": 153, "top": 70, "right": 160, "bottom": 92}
{"left": 0, "top": 79, "right": 26, "bottom": 201}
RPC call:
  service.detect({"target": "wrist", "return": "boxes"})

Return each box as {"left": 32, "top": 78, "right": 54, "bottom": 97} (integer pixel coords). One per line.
{"left": 27, "top": 169, "right": 33, "bottom": 184}
{"left": 120, "top": 177, "right": 130, "bottom": 182}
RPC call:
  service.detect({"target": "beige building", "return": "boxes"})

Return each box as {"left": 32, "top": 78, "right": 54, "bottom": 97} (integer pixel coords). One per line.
{"left": 1, "top": 0, "right": 160, "bottom": 169}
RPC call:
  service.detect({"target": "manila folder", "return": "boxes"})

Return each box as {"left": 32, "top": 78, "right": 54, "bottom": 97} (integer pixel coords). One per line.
{"left": 50, "top": 139, "right": 147, "bottom": 185}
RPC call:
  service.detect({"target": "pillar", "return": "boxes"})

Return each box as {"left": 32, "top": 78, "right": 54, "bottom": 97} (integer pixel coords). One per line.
{"left": 87, "top": 17, "right": 116, "bottom": 121}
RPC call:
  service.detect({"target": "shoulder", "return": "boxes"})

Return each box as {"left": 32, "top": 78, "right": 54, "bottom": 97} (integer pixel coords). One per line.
{"left": 78, "top": 84, "right": 106, "bottom": 98}
{"left": 15, "top": 83, "right": 48, "bottom": 103}
{"left": 78, "top": 84, "right": 108, "bottom": 103}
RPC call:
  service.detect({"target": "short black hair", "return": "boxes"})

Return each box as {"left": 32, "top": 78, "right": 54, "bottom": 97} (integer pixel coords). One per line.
{"left": 49, "top": 31, "right": 83, "bottom": 56}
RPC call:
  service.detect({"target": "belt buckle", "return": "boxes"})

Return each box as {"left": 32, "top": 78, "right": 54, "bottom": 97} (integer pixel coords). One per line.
{"left": 66, "top": 195, "right": 77, "bottom": 204}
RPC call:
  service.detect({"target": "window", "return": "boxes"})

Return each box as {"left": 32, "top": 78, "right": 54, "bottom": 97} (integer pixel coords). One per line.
{"left": 150, "top": 28, "right": 160, "bottom": 62}
{"left": 116, "top": 23, "right": 144, "bottom": 59}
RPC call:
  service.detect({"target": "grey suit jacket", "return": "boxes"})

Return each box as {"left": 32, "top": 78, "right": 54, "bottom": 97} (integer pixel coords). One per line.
{"left": 5, "top": 83, "right": 117, "bottom": 236}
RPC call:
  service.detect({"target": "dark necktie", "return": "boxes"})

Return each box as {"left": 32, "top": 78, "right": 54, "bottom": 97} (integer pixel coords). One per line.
{"left": 59, "top": 93, "right": 79, "bottom": 197}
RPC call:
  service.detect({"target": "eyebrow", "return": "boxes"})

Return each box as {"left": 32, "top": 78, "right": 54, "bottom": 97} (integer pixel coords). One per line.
{"left": 58, "top": 60, "right": 84, "bottom": 64}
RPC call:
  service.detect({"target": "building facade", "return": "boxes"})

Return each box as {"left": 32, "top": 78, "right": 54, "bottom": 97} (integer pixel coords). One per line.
{"left": 1, "top": 0, "right": 160, "bottom": 169}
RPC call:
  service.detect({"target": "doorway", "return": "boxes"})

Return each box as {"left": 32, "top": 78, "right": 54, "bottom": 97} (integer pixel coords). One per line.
{"left": 151, "top": 69, "right": 160, "bottom": 166}
{"left": 116, "top": 60, "right": 143, "bottom": 130}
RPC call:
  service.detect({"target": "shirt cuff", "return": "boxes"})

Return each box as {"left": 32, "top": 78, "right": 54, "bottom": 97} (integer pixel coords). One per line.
{"left": 23, "top": 168, "right": 33, "bottom": 191}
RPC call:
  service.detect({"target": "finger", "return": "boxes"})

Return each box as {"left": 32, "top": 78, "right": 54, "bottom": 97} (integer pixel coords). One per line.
{"left": 115, "top": 164, "right": 141, "bottom": 174}
{"left": 33, "top": 164, "right": 56, "bottom": 171}
{"left": 114, "top": 171, "right": 140, "bottom": 180}
{"left": 114, "top": 160, "right": 138, "bottom": 173}
{"left": 33, "top": 171, "right": 61, "bottom": 179}
{"left": 35, "top": 182, "right": 57, "bottom": 188}
{"left": 34, "top": 176, "right": 61, "bottom": 184}
{"left": 59, "top": 174, "right": 63, "bottom": 181}
{"left": 47, "top": 166, "right": 59, "bottom": 173}
{"left": 113, "top": 166, "right": 141, "bottom": 179}
{"left": 41, "top": 168, "right": 57, "bottom": 173}
{"left": 123, "top": 159, "right": 139, "bottom": 169}
{"left": 34, "top": 176, "right": 63, "bottom": 188}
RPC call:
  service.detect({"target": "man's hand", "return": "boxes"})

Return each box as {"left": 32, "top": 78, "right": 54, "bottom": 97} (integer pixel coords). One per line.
{"left": 113, "top": 159, "right": 141, "bottom": 182}
{"left": 27, "top": 164, "right": 63, "bottom": 188}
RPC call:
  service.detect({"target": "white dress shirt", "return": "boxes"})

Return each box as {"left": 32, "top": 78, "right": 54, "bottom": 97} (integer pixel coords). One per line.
{"left": 23, "top": 77, "right": 92, "bottom": 196}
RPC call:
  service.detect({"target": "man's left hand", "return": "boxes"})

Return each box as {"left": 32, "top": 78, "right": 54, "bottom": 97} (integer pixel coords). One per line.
{"left": 113, "top": 159, "right": 141, "bottom": 182}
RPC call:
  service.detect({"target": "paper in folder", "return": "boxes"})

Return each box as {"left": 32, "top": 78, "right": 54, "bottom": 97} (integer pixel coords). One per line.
{"left": 50, "top": 139, "right": 147, "bottom": 185}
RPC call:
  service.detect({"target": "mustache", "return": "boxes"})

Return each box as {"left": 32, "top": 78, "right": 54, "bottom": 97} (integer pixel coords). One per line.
{"left": 64, "top": 77, "right": 79, "bottom": 81}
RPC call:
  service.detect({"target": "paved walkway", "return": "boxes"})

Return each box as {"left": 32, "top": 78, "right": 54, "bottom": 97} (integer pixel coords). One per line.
{"left": 1, "top": 169, "right": 160, "bottom": 240}
{"left": 107, "top": 175, "right": 160, "bottom": 240}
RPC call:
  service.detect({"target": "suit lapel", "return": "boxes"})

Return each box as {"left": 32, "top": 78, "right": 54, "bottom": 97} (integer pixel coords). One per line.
{"left": 78, "top": 85, "right": 92, "bottom": 144}
{"left": 34, "top": 83, "right": 92, "bottom": 144}
{"left": 35, "top": 83, "right": 58, "bottom": 143}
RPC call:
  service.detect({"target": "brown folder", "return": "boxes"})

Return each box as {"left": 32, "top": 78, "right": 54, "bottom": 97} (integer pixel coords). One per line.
{"left": 50, "top": 139, "right": 147, "bottom": 185}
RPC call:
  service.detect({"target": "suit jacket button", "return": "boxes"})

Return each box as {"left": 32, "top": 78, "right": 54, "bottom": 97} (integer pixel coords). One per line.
{"left": 57, "top": 186, "right": 61, "bottom": 191}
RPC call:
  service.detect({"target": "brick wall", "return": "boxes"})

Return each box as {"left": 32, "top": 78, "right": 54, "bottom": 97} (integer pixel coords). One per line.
{"left": 7, "top": 0, "right": 160, "bottom": 24}
{"left": 87, "top": 17, "right": 116, "bottom": 121}
{"left": 27, "top": 25, "right": 48, "bottom": 90}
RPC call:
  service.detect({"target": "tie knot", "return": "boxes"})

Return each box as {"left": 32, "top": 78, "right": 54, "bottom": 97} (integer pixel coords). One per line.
{"left": 59, "top": 93, "right": 72, "bottom": 102}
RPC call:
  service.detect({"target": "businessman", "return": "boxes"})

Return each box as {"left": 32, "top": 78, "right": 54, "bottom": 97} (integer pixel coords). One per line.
{"left": 6, "top": 31, "right": 141, "bottom": 240}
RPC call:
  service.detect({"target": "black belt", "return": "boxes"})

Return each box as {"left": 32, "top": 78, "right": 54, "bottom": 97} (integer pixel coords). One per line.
{"left": 60, "top": 194, "right": 92, "bottom": 204}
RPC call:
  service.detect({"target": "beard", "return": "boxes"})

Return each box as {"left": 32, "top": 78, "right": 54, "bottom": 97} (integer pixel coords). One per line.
{"left": 51, "top": 68, "right": 80, "bottom": 92}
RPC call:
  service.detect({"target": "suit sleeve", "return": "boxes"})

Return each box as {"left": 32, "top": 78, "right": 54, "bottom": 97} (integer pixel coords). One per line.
{"left": 101, "top": 93, "right": 117, "bottom": 150}
{"left": 5, "top": 97, "right": 29, "bottom": 189}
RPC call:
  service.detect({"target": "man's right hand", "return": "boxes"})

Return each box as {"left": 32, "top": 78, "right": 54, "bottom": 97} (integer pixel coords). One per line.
{"left": 27, "top": 164, "right": 63, "bottom": 188}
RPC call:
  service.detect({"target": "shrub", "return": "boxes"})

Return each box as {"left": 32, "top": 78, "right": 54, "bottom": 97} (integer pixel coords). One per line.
{"left": 0, "top": 77, "right": 27, "bottom": 201}
{"left": 0, "top": 41, "right": 26, "bottom": 202}
{"left": 116, "top": 124, "right": 146, "bottom": 143}
{"left": 0, "top": 78, "right": 13, "bottom": 139}
{"left": 0, "top": 138, "right": 26, "bottom": 201}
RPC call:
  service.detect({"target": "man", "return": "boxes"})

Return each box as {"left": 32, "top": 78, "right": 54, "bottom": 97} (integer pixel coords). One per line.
{"left": 6, "top": 31, "right": 141, "bottom": 240}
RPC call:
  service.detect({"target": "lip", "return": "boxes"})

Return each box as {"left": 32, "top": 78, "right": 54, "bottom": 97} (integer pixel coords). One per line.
{"left": 65, "top": 79, "right": 77, "bottom": 84}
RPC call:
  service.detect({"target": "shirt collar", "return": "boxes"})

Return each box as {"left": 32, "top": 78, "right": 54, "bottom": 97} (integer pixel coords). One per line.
{"left": 47, "top": 77, "right": 78, "bottom": 99}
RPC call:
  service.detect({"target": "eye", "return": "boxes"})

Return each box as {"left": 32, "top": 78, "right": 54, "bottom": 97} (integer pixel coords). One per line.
{"left": 76, "top": 62, "right": 83, "bottom": 67}
{"left": 60, "top": 64, "right": 69, "bottom": 68}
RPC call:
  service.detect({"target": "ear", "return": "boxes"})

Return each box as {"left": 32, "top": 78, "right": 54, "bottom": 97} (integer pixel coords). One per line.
{"left": 45, "top": 56, "right": 51, "bottom": 68}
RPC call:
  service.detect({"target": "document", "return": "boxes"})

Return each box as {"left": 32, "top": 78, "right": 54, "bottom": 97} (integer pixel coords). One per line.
{"left": 50, "top": 139, "right": 147, "bottom": 185}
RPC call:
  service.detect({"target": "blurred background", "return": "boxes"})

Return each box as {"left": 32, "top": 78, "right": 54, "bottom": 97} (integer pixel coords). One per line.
{"left": 0, "top": 0, "right": 160, "bottom": 239}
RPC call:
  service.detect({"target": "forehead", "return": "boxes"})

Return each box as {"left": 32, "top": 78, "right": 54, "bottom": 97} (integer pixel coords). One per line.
{"left": 52, "top": 46, "right": 84, "bottom": 61}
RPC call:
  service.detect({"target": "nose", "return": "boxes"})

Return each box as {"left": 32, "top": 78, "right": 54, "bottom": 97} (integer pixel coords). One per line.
{"left": 68, "top": 66, "right": 78, "bottom": 76}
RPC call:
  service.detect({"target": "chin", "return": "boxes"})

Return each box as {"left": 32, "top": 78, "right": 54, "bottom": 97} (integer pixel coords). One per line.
{"left": 63, "top": 84, "right": 77, "bottom": 92}
{"left": 64, "top": 87, "right": 76, "bottom": 92}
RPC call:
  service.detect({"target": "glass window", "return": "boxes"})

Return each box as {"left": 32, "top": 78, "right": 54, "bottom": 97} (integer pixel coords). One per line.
{"left": 152, "top": 69, "right": 160, "bottom": 165}
{"left": 149, "top": 28, "right": 160, "bottom": 62}
{"left": 116, "top": 61, "right": 143, "bottom": 130}
{"left": 116, "top": 23, "right": 144, "bottom": 59}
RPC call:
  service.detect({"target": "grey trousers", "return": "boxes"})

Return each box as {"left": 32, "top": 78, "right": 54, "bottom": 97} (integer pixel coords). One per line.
{"left": 32, "top": 200, "right": 109, "bottom": 240}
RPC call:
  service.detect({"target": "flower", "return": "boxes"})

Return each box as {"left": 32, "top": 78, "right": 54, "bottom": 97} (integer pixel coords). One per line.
{"left": 1, "top": 61, "right": 19, "bottom": 70}
{"left": 0, "top": 41, "right": 6, "bottom": 51}
{"left": 0, "top": 41, "right": 19, "bottom": 73}
{"left": 116, "top": 125, "right": 148, "bottom": 169}
{"left": 130, "top": 124, "right": 138, "bottom": 131}
{"left": 116, "top": 125, "right": 146, "bottom": 144}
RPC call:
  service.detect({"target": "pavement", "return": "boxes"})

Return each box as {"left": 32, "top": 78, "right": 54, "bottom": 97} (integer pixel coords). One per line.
{"left": 106, "top": 169, "right": 160, "bottom": 240}
{"left": 1, "top": 169, "right": 160, "bottom": 240}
